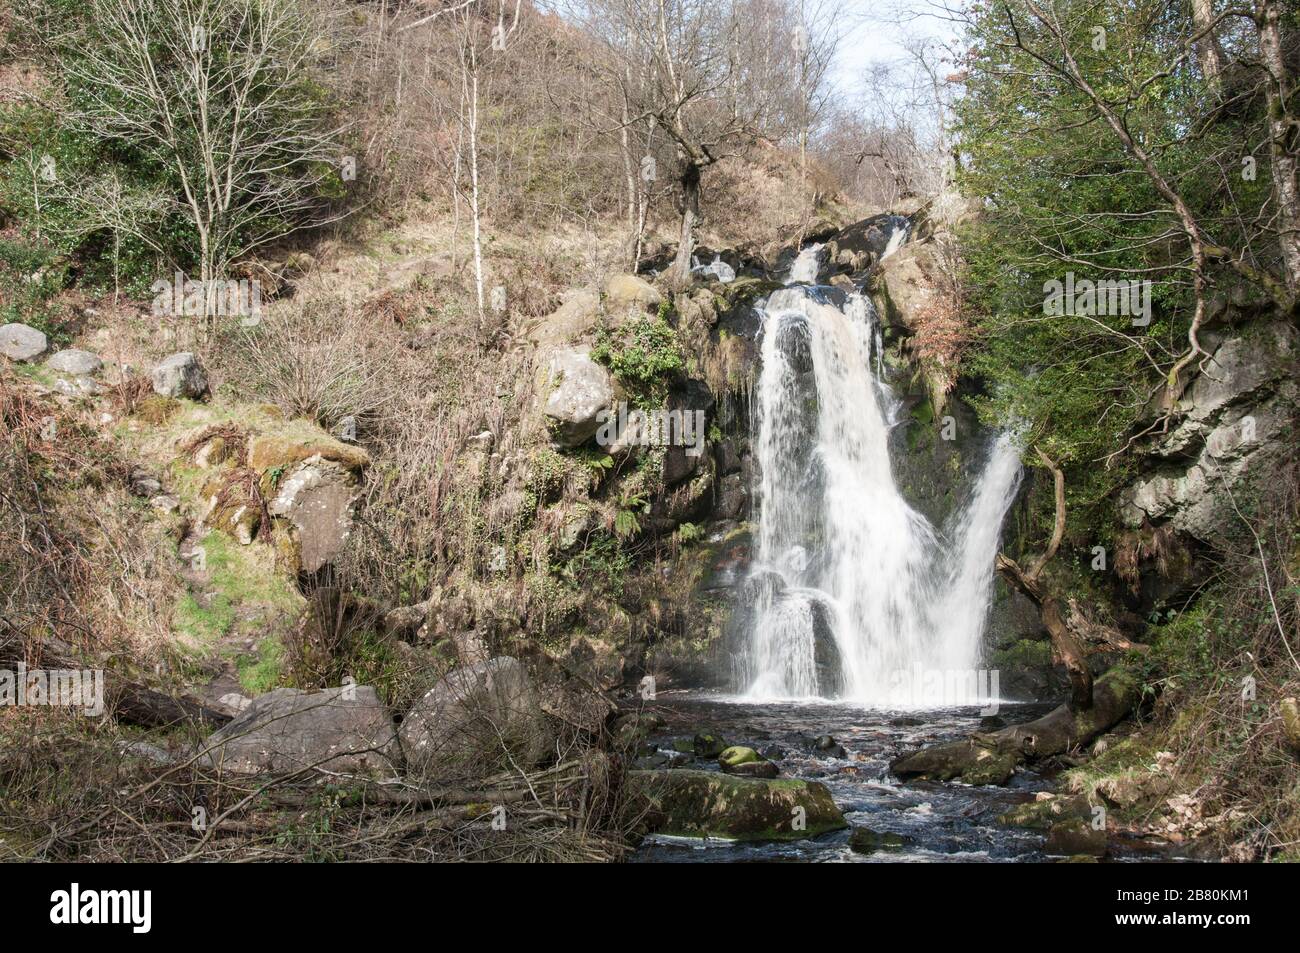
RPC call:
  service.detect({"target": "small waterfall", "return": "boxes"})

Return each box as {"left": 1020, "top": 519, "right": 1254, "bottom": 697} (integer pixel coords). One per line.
{"left": 785, "top": 243, "right": 823, "bottom": 284}
{"left": 740, "top": 226, "right": 1021, "bottom": 707}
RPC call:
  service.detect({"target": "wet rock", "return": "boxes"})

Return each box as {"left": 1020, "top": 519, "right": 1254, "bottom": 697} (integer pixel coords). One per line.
{"left": 0, "top": 322, "right": 47, "bottom": 362}
{"left": 151, "top": 352, "right": 209, "bottom": 399}
{"left": 635, "top": 769, "right": 848, "bottom": 842}
{"left": 541, "top": 346, "right": 615, "bottom": 448}
{"left": 725, "top": 759, "right": 779, "bottom": 779}
{"left": 759, "top": 745, "right": 785, "bottom": 761}
{"left": 46, "top": 349, "right": 103, "bottom": 376}
{"left": 693, "top": 731, "right": 728, "bottom": 758}
{"left": 849, "top": 827, "right": 912, "bottom": 853}
{"left": 814, "top": 735, "right": 847, "bottom": 758}
{"left": 979, "top": 715, "right": 1007, "bottom": 730}
{"left": 199, "top": 685, "right": 399, "bottom": 777}
{"left": 891, "top": 717, "right": 923, "bottom": 727}
{"left": 1044, "top": 819, "right": 1107, "bottom": 857}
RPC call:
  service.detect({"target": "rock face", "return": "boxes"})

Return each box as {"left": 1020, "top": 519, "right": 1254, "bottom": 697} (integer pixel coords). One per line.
{"left": 400, "top": 657, "right": 555, "bottom": 779}
{"left": 1120, "top": 322, "right": 1298, "bottom": 546}
{"left": 266, "top": 457, "right": 360, "bottom": 573}
{"left": 199, "top": 685, "right": 399, "bottom": 776}
{"left": 635, "top": 770, "right": 848, "bottom": 841}
{"left": 869, "top": 239, "right": 942, "bottom": 332}
{"left": 542, "top": 347, "right": 615, "bottom": 448}
{"left": 0, "top": 322, "right": 47, "bottom": 362}
{"left": 46, "top": 349, "right": 103, "bottom": 376}
{"left": 151, "top": 352, "right": 209, "bottom": 399}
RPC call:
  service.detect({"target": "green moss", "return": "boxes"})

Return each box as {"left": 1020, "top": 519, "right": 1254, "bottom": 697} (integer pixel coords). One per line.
{"left": 237, "top": 635, "right": 284, "bottom": 694}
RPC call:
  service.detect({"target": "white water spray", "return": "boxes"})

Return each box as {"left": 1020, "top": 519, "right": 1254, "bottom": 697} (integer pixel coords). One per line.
{"left": 740, "top": 229, "right": 1022, "bottom": 707}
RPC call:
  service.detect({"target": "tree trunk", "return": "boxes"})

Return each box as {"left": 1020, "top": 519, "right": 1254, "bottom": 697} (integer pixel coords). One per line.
{"left": 668, "top": 160, "right": 701, "bottom": 289}
{"left": 1190, "top": 0, "right": 1225, "bottom": 95}
{"left": 1258, "top": 0, "right": 1300, "bottom": 296}
{"left": 997, "top": 554, "right": 1094, "bottom": 710}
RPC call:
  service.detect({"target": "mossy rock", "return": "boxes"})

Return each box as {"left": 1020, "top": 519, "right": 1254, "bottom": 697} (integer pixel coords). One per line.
{"left": 997, "top": 794, "right": 1092, "bottom": 830}
{"left": 849, "top": 827, "right": 911, "bottom": 853}
{"left": 693, "top": 731, "right": 728, "bottom": 758}
{"left": 634, "top": 769, "right": 848, "bottom": 842}
{"left": 718, "top": 745, "right": 760, "bottom": 768}
{"left": 1044, "top": 819, "right": 1107, "bottom": 857}
{"left": 201, "top": 474, "right": 261, "bottom": 544}
{"left": 248, "top": 432, "right": 370, "bottom": 474}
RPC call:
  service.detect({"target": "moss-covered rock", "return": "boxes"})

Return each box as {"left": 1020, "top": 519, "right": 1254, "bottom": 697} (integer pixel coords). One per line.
{"left": 997, "top": 793, "right": 1093, "bottom": 830}
{"left": 1044, "top": 819, "right": 1107, "bottom": 857}
{"left": 849, "top": 827, "right": 912, "bottom": 853}
{"left": 718, "top": 745, "right": 760, "bottom": 767}
{"left": 693, "top": 731, "right": 728, "bottom": 758}
{"left": 635, "top": 769, "right": 848, "bottom": 842}
{"left": 248, "top": 431, "right": 370, "bottom": 474}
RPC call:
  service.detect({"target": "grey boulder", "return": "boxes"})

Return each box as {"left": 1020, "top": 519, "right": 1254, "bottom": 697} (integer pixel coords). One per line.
{"left": 400, "top": 657, "right": 555, "bottom": 779}
{"left": 46, "top": 348, "right": 103, "bottom": 376}
{"left": 199, "top": 685, "right": 399, "bottom": 776}
{"left": 151, "top": 351, "right": 209, "bottom": 398}
{"left": 542, "top": 347, "right": 614, "bottom": 448}
{"left": 0, "top": 322, "right": 47, "bottom": 362}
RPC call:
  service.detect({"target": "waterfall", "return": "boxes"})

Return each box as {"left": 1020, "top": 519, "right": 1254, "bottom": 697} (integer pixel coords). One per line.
{"left": 739, "top": 237, "right": 1022, "bottom": 708}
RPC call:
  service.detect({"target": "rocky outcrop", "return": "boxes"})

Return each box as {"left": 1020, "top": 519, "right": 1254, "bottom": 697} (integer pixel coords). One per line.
{"left": 1121, "top": 321, "right": 1298, "bottom": 547}
{"left": 151, "top": 352, "right": 209, "bottom": 399}
{"left": 199, "top": 685, "right": 400, "bottom": 776}
{"left": 870, "top": 239, "right": 943, "bottom": 333}
{"left": 400, "top": 656, "right": 556, "bottom": 779}
{"left": 0, "top": 322, "right": 47, "bottom": 362}
{"left": 266, "top": 457, "right": 361, "bottom": 573}
{"left": 634, "top": 769, "right": 847, "bottom": 841}
{"left": 541, "top": 346, "right": 615, "bottom": 448}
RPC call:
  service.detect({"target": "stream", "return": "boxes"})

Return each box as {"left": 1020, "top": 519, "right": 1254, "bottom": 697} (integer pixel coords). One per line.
{"left": 631, "top": 693, "right": 1181, "bottom": 863}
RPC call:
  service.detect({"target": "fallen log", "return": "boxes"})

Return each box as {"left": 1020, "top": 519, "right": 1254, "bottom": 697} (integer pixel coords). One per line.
{"left": 890, "top": 667, "right": 1141, "bottom": 786}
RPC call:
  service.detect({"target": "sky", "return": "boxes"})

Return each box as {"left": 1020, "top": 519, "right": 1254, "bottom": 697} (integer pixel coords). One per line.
{"left": 830, "top": 0, "right": 962, "bottom": 94}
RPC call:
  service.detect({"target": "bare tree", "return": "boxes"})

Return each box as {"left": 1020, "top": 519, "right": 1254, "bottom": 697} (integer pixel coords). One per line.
{"left": 58, "top": 0, "right": 346, "bottom": 319}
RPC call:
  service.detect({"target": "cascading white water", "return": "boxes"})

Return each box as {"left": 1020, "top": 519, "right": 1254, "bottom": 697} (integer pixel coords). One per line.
{"left": 740, "top": 235, "right": 1022, "bottom": 707}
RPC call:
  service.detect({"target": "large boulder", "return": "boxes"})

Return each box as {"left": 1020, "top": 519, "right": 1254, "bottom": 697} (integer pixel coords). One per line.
{"left": 635, "top": 770, "right": 848, "bottom": 842}
{"left": 541, "top": 346, "right": 615, "bottom": 448}
{"left": 198, "top": 685, "right": 399, "bottom": 776}
{"left": 151, "top": 352, "right": 209, "bottom": 399}
{"left": 604, "top": 273, "right": 662, "bottom": 314}
{"left": 46, "top": 348, "right": 103, "bottom": 376}
{"left": 524, "top": 289, "right": 600, "bottom": 349}
{"left": 400, "top": 657, "right": 556, "bottom": 780}
{"left": 0, "top": 322, "right": 47, "bottom": 362}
